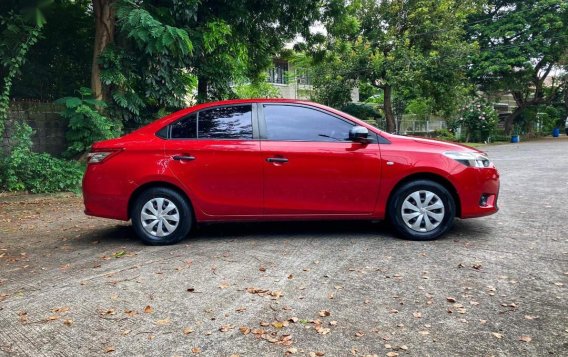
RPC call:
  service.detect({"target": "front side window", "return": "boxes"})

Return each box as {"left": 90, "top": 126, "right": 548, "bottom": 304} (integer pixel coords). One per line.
{"left": 263, "top": 105, "right": 353, "bottom": 142}
{"left": 166, "top": 105, "right": 253, "bottom": 140}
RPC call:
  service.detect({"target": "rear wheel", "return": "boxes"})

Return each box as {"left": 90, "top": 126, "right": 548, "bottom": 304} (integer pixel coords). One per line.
{"left": 131, "top": 187, "right": 193, "bottom": 245}
{"left": 388, "top": 180, "right": 456, "bottom": 241}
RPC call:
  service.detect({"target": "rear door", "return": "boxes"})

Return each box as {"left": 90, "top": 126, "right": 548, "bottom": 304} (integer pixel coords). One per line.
{"left": 163, "top": 104, "right": 263, "bottom": 217}
{"left": 260, "top": 104, "right": 381, "bottom": 216}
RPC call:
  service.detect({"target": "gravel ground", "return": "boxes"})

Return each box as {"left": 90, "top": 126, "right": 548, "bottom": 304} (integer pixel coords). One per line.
{"left": 0, "top": 137, "right": 567, "bottom": 357}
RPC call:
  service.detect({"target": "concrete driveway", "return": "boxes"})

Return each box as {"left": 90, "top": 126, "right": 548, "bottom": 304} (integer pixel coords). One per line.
{"left": 0, "top": 137, "right": 567, "bottom": 357}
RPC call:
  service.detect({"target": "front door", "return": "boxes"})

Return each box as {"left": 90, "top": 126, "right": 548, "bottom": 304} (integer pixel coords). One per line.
{"left": 260, "top": 104, "right": 381, "bottom": 216}
{"left": 163, "top": 104, "right": 263, "bottom": 217}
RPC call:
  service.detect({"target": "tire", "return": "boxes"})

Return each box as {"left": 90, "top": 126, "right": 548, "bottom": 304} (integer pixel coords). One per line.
{"left": 388, "top": 179, "right": 456, "bottom": 241}
{"left": 131, "top": 187, "right": 193, "bottom": 245}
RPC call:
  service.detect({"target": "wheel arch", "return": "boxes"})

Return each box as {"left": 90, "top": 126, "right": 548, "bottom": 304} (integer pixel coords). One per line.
{"left": 128, "top": 181, "right": 194, "bottom": 221}
{"left": 386, "top": 172, "right": 461, "bottom": 218}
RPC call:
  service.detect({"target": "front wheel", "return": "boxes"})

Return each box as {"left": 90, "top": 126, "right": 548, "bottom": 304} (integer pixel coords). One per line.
{"left": 388, "top": 180, "right": 456, "bottom": 241}
{"left": 131, "top": 187, "right": 193, "bottom": 245}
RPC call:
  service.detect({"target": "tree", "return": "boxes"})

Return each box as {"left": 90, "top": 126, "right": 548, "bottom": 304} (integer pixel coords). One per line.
{"left": 92, "top": 0, "right": 115, "bottom": 101}
{"left": 467, "top": 0, "right": 568, "bottom": 135}
{"left": 315, "top": 0, "right": 477, "bottom": 132}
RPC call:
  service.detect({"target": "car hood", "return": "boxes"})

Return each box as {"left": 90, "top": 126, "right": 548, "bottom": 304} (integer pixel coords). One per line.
{"left": 389, "top": 134, "right": 484, "bottom": 154}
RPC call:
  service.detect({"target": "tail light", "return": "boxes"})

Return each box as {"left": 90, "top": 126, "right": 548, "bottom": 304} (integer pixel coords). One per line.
{"left": 87, "top": 149, "right": 122, "bottom": 164}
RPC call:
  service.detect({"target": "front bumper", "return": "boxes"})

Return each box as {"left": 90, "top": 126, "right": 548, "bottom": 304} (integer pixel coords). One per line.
{"left": 452, "top": 166, "right": 500, "bottom": 219}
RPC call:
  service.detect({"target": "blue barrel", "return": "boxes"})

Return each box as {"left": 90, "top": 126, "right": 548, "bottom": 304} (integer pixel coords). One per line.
{"left": 552, "top": 128, "right": 560, "bottom": 137}
{"left": 511, "top": 135, "right": 520, "bottom": 143}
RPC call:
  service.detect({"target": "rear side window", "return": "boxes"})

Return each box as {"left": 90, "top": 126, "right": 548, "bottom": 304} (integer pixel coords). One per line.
{"left": 170, "top": 114, "right": 197, "bottom": 139}
{"left": 263, "top": 105, "right": 353, "bottom": 142}
{"left": 166, "top": 105, "right": 253, "bottom": 139}
{"left": 198, "top": 105, "right": 253, "bottom": 139}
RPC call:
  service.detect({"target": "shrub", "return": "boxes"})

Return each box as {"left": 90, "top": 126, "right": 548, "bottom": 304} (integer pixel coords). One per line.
{"left": 55, "top": 87, "right": 121, "bottom": 157}
{"left": 0, "top": 123, "right": 83, "bottom": 193}
{"left": 458, "top": 99, "right": 498, "bottom": 142}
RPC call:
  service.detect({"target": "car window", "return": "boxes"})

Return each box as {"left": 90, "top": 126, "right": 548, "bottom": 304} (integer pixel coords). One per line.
{"left": 263, "top": 105, "right": 353, "bottom": 142}
{"left": 198, "top": 105, "right": 253, "bottom": 139}
{"left": 170, "top": 113, "right": 197, "bottom": 139}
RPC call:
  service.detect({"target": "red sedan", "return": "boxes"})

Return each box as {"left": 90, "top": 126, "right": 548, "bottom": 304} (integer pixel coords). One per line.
{"left": 83, "top": 99, "right": 499, "bottom": 245}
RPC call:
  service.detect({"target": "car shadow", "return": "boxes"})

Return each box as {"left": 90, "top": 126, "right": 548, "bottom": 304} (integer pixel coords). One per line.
{"left": 74, "top": 218, "right": 492, "bottom": 247}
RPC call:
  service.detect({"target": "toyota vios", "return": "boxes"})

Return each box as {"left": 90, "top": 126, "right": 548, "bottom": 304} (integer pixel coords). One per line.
{"left": 83, "top": 99, "right": 499, "bottom": 245}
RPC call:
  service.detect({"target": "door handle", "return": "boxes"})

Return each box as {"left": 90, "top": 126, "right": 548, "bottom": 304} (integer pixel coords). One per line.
{"left": 266, "top": 157, "right": 288, "bottom": 163}
{"left": 173, "top": 155, "right": 196, "bottom": 161}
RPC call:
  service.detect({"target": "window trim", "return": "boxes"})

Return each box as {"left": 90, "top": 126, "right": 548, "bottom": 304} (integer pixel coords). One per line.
{"left": 158, "top": 103, "right": 259, "bottom": 141}
{"left": 259, "top": 103, "right": 378, "bottom": 144}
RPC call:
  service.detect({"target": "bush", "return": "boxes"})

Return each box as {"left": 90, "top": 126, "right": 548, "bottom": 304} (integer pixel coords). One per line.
{"left": 55, "top": 87, "right": 121, "bottom": 157}
{"left": 458, "top": 99, "right": 498, "bottom": 142}
{"left": 433, "top": 128, "right": 457, "bottom": 141}
{"left": 0, "top": 123, "right": 84, "bottom": 193}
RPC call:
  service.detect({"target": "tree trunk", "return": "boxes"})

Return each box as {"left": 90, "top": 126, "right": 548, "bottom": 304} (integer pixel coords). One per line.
{"left": 383, "top": 85, "right": 396, "bottom": 133}
{"left": 91, "top": 0, "right": 115, "bottom": 100}
{"left": 197, "top": 76, "right": 208, "bottom": 103}
{"left": 504, "top": 105, "right": 525, "bottom": 135}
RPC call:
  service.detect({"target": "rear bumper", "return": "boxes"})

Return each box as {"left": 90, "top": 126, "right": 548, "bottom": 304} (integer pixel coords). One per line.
{"left": 453, "top": 166, "right": 500, "bottom": 219}
{"left": 83, "top": 166, "right": 130, "bottom": 221}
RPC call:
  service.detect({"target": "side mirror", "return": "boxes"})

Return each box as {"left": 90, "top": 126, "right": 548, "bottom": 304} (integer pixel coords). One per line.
{"left": 349, "top": 126, "right": 369, "bottom": 143}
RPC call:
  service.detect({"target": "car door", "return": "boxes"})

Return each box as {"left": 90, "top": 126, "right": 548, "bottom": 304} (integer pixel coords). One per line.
{"left": 163, "top": 104, "right": 263, "bottom": 217}
{"left": 260, "top": 103, "right": 381, "bottom": 216}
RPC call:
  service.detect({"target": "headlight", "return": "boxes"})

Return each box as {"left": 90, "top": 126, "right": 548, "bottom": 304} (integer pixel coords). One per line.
{"left": 443, "top": 151, "right": 491, "bottom": 168}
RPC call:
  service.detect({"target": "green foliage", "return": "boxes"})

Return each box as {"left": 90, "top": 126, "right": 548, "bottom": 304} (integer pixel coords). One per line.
{"left": 233, "top": 81, "right": 281, "bottom": 99}
{"left": 459, "top": 99, "right": 499, "bottom": 142}
{"left": 406, "top": 98, "right": 434, "bottom": 122}
{"left": 0, "top": 122, "right": 83, "bottom": 193}
{"left": 312, "top": 0, "right": 477, "bottom": 130}
{"left": 341, "top": 102, "right": 382, "bottom": 123}
{"left": 433, "top": 128, "right": 458, "bottom": 142}
{"left": 9, "top": 0, "right": 93, "bottom": 101}
{"left": 0, "top": 11, "right": 43, "bottom": 138}
{"left": 55, "top": 87, "right": 121, "bottom": 157}
{"left": 466, "top": 0, "right": 568, "bottom": 134}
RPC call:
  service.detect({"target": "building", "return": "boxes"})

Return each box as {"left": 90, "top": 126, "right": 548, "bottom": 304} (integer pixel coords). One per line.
{"left": 266, "top": 58, "right": 359, "bottom": 102}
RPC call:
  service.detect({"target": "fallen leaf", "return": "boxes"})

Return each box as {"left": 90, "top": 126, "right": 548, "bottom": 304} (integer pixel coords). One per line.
{"left": 492, "top": 332, "right": 503, "bottom": 339}
{"left": 47, "top": 315, "right": 60, "bottom": 321}
{"left": 259, "top": 266, "right": 266, "bottom": 272}
{"left": 413, "top": 311, "right": 422, "bottom": 318}
{"left": 286, "top": 347, "right": 298, "bottom": 354}
{"left": 355, "top": 331, "right": 365, "bottom": 337}
{"left": 386, "top": 352, "right": 399, "bottom": 357}
{"left": 183, "top": 327, "right": 194, "bottom": 335}
{"left": 288, "top": 317, "right": 299, "bottom": 323}
{"left": 191, "top": 347, "right": 201, "bottom": 354}
{"left": 63, "top": 319, "right": 73, "bottom": 326}
{"left": 156, "top": 319, "right": 170, "bottom": 326}
{"left": 519, "top": 335, "right": 532, "bottom": 342}
{"left": 219, "top": 324, "right": 234, "bottom": 332}
{"left": 271, "top": 321, "right": 284, "bottom": 329}
{"left": 329, "top": 320, "right": 337, "bottom": 326}
{"left": 105, "top": 346, "right": 115, "bottom": 353}
{"left": 239, "top": 326, "right": 250, "bottom": 335}
{"left": 51, "top": 307, "right": 70, "bottom": 313}
{"left": 218, "top": 282, "right": 230, "bottom": 289}
{"left": 524, "top": 315, "right": 537, "bottom": 320}
{"left": 319, "top": 310, "right": 331, "bottom": 317}
{"left": 143, "top": 305, "right": 153, "bottom": 314}
{"left": 446, "top": 297, "right": 456, "bottom": 303}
